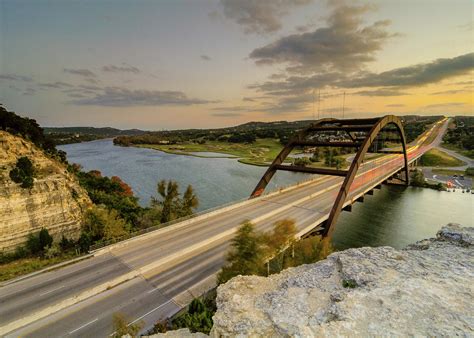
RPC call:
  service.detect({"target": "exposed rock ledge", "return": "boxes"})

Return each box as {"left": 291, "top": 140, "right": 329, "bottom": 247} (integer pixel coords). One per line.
{"left": 154, "top": 224, "right": 474, "bottom": 337}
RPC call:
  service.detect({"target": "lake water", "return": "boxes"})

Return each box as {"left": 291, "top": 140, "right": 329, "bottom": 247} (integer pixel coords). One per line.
{"left": 59, "top": 140, "right": 473, "bottom": 250}
{"left": 59, "top": 139, "right": 308, "bottom": 211}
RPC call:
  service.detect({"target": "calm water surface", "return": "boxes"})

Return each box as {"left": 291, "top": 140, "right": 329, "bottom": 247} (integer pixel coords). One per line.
{"left": 60, "top": 139, "right": 473, "bottom": 250}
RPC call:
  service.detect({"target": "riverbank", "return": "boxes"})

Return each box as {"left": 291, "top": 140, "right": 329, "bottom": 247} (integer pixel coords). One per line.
{"left": 133, "top": 138, "right": 287, "bottom": 166}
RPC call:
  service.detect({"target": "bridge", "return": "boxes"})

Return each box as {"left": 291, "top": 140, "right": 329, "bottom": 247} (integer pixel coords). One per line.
{"left": 0, "top": 117, "right": 447, "bottom": 337}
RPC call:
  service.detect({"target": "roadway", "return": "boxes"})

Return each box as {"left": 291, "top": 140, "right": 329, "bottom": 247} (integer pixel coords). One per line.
{"left": 0, "top": 118, "right": 448, "bottom": 337}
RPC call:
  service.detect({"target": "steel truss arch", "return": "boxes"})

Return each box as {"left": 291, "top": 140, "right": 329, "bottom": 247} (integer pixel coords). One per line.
{"left": 250, "top": 115, "right": 409, "bottom": 238}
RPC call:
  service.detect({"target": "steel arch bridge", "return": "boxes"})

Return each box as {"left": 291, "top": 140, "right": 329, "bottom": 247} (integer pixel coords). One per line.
{"left": 250, "top": 115, "right": 409, "bottom": 238}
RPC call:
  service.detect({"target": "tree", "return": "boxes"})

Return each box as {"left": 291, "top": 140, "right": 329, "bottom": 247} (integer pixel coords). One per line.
{"left": 10, "top": 156, "right": 35, "bottom": 188}
{"left": 83, "top": 206, "right": 129, "bottom": 242}
{"left": 179, "top": 185, "right": 199, "bottom": 217}
{"left": 217, "top": 221, "right": 264, "bottom": 284}
{"left": 153, "top": 180, "right": 199, "bottom": 223}
{"left": 156, "top": 180, "right": 179, "bottom": 223}
{"left": 172, "top": 298, "right": 213, "bottom": 334}
{"left": 39, "top": 228, "right": 53, "bottom": 250}
{"left": 410, "top": 169, "right": 425, "bottom": 187}
{"left": 262, "top": 220, "right": 297, "bottom": 273}
{"left": 78, "top": 232, "right": 91, "bottom": 253}
{"left": 112, "top": 312, "right": 143, "bottom": 338}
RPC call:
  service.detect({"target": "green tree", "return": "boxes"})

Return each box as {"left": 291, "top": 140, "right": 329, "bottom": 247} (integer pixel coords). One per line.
{"left": 83, "top": 206, "right": 129, "bottom": 242}
{"left": 153, "top": 180, "right": 199, "bottom": 223}
{"left": 112, "top": 312, "right": 143, "bottom": 338}
{"left": 410, "top": 169, "right": 425, "bottom": 187}
{"left": 217, "top": 221, "right": 264, "bottom": 284}
{"left": 78, "top": 232, "right": 91, "bottom": 253}
{"left": 9, "top": 156, "right": 35, "bottom": 188}
{"left": 179, "top": 185, "right": 199, "bottom": 217}
{"left": 39, "top": 228, "right": 53, "bottom": 249}
{"left": 171, "top": 298, "right": 213, "bottom": 334}
{"left": 156, "top": 180, "right": 180, "bottom": 223}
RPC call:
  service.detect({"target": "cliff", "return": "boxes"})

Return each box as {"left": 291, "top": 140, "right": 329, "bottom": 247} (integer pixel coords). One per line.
{"left": 0, "top": 130, "right": 91, "bottom": 252}
{"left": 153, "top": 224, "right": 473, "bottom": 337}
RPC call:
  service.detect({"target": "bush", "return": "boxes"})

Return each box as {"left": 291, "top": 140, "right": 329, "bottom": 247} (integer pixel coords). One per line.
{"left": 9, "top": 156, "right": 35, "bottom": 188}
{"left": 112, "top": 312, "right": 143, "bottom": 338}
{"left": 44, "top": 243, "right": 61, "bottom": 259}
{"left": 39, "top": 228, "right": 53, "bottom": 249}
{"left": 83, "top": 206, "right": 130, "bottom": 243}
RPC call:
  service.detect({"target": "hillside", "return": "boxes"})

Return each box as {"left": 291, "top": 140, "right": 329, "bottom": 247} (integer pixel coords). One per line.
{"left": 0, "top": 130, "right": 91, "bottom": 252}
{"left": 44, "top": 126, "right": 146, "bottom": 145}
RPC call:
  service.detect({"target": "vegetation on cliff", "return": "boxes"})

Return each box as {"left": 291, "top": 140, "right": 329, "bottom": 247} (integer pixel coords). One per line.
{"left": 0, "top": 105, "right": 66, "bottom": 162}
{"left": 9, "top": 156, "right": 35, "bottom": 188}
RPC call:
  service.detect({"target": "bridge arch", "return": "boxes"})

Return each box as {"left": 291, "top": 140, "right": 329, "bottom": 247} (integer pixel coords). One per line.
{"left": 250, "top": 115, "right": 409, "bottom": 237}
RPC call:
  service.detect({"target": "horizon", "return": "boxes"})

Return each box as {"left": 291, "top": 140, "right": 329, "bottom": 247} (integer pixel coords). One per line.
{"left": 1, "top": 0, "right": 473, "bottom": 129}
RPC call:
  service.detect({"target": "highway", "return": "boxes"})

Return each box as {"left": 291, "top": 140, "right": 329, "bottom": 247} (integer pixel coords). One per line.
{"left": 0, "top": 118, "right": 447, "bottom": 337}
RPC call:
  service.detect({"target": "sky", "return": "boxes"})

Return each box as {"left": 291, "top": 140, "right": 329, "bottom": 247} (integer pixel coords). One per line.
{"left": 0, "top": 0, "right": 473, "bottom": 130}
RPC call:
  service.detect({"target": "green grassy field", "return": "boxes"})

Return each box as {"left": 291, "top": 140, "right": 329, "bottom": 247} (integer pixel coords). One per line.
{"left": 420, "top": 148, "right": 466, "bottom": 167}
{"left": 440, "top": 142, "right": 474, "bottom": 160}
{"left": 432, "top": 168, "right": 474, "bottom": 177}
{"left": 137, "top": 138, "right": 289, "bottom": 166}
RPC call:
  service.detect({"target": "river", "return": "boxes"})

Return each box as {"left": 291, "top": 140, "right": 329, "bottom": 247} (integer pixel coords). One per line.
{"left": 59, "top": 139, "right": 473, "bottom": 250}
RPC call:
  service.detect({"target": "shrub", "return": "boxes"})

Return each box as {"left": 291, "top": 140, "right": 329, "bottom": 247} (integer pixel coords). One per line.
{"left": 39, "top": 228, "right": 53, "bottom": 249}
{"left": 9, "top": 156, "right": 35, "bottom": 188}
{"left": 112, "top": 313, "right": 143, "bottom": 338}
{"left": 44, "top": 243, "right": 61, "bottom": 259}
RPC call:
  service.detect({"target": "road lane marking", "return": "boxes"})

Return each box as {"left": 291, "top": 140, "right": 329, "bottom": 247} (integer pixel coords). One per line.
{"left": 39, "top": 285, "right": 64, "bottom": 296}
{"left": 109, "top": 300, "right": 175, "bottom": 336}
{"left": 69, "top": 318, "right": 98, "bottom": 334}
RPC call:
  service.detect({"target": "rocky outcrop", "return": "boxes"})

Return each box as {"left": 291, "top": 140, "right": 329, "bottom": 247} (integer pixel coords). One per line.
{"left": 210, "top": 224, "right": 473, "bottom": 337}
{"left": 0, "top": 131, "right": 91, "bottom": 252}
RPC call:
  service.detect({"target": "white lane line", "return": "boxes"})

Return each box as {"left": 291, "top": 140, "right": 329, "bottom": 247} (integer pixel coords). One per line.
{"left": 39, "top": 285, "right": 64, "bottom": 296}
{"left": 69, "top": 318, "right": 98, "bottom": 334}
{"left": 147, "top": 288, "right": 160, "bottom": 294}
{"left": 129, "top": 300, "right": 173, "bottom": 325}
{"left": 109, "top": 300, "right": 174, "bottom": 336}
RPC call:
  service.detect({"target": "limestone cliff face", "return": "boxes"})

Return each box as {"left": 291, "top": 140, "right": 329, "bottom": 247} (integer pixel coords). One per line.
{"left": 211, "top": 224, "right": 473, "bottom": 337}
{"left": 0, "top": 131, "right": 91, "bottom": 252}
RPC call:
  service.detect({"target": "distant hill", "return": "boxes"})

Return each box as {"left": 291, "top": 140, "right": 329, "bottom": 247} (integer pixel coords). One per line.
{"left": 44, "top": 126, "right": 146, "bottom": 136}
{"left": 43, "top": 127, "right": 146, "bottom": 145}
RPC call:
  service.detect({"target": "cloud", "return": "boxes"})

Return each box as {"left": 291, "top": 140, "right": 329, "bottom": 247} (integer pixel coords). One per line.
{"left": 200, "top": 55, "right": 212, "bottom": 61}
{"left": 430, "top": 89, "right": 470, "bottom": 95}
{"left": 211, "top": 112, "right": 243, "bottom": 117}
{"left": 353, "top": 88, "right": 409, "bottom": 96}
{"left": 219, "top": 0, "right": 312, "bottom": 35}
{"left": 70, "top": 87, "right": 214, "bottom": 106}
{"left": 0, "top": 74, "right": 33, "bottom": 82}
{"left": 423, "top": 102, "right": 466, "bottom": 109}
{"left": 340, "top": 53, "right": 474, "bottom": 88}
{"left": 23, "top": 88, "right": 36, "bottom": 96}
{"left": 249, "top": 3, "right": 394, "bottom": 73}
{"left": 38, "top": 81, "right": 73, "bottom": 89}
{"left": 211, "top": 105, "right": 253, "bottom": 112}
{"left": 386, "top": 104, "right": 405, "bottom": 107}
{"left": 64, "top": 68, "right": 97, "bottom": 78}
{"left": 102, "top": 63, "right": 140, "bottom": 74}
